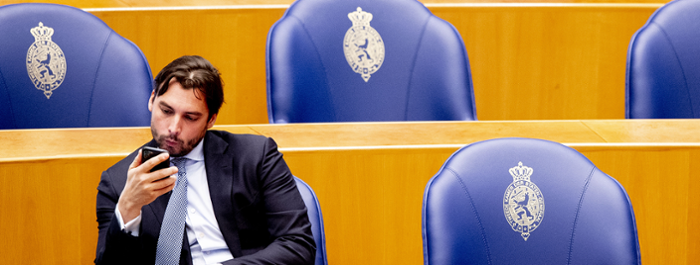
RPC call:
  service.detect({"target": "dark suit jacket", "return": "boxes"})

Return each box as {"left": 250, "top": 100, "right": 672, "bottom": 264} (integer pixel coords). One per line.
{"left": 95, "top": 130, "right": 315, "bottom": 265}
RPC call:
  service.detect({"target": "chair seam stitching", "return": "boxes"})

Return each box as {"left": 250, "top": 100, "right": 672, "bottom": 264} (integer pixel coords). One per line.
{"left": 0, "top": 67, "right": 16, "bottom": 127}
{"left": 87, "top": 32, "right": 111, "bottom": 127}
{"left": 651, "top": 21, "right": 694, "bottom": 116}
{"left": 288, "top": 14, "right": 336, "bottom": 122}
{"left": 404, "top": 15, "right": 432, "bottom": 120}
{"left": 566, "top": 166, "right": 595, "bottom": 264}
{"left": 446, "top": 167, "right": 492, "bottom": 265}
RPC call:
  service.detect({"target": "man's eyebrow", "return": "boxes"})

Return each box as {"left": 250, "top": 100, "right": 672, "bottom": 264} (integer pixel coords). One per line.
{"left": 158, "top": 101, "right": 173, "bottom": 109}
{"left": 158, "top": 101, "right": 204, "bottom": 116}
{"left": 185, "top": 112, "right": 203, "bottom": 117}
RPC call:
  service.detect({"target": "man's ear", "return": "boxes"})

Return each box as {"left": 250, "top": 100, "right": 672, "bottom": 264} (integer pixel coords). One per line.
{"left": 207, "top": 113, "right": 218, "bottom": 129}
{"left": 148, "top": 90, "right": 156, "bottom": 112}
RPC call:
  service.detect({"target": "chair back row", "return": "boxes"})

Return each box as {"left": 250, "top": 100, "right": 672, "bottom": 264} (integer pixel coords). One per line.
{"left": 2, "top": 0, "right": 699, "bottom": 129}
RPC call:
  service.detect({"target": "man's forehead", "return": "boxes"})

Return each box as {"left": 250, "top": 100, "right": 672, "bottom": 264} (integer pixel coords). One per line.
{"left": 156, "top": 84, "right": 209, "bottom": 116}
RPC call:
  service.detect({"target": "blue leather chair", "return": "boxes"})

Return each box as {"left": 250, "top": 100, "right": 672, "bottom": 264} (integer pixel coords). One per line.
{"left": 626, "top": 0, "right": 700, "bottom": 118}
{"left": 0, "top": 3, "right": 153, "bottom": 129}
{"left": 422, "top": 138, "right": 640, "bottom": 264}
{"left": 294, "top": 176, "right": 328, "bottom": 265}
{"left": 266, "top": 0, "right": 476, "bottom": 123}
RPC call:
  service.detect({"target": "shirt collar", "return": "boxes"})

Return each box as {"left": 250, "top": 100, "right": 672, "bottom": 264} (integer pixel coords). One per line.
{"left": 175, "top": 137, "right": 205, "bottom": 162}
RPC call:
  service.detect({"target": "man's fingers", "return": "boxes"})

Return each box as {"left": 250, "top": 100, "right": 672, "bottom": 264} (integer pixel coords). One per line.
{"left": 152, "top": 176, "right": 177, "bottom": 194}
{"left": 148, "top": 166, "right": 178, "bottom": 182}
{"left": 141, "top": 152, "right": 170, "bottom": 172}
{"left": 128, "top": 150, "right": 143, "bottom": 170}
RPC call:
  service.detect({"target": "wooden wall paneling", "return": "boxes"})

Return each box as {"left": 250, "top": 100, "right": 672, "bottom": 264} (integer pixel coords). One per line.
{"left": 429, "top": 4, "right": 660, "bottom": 120}
{"left": 91, "top": 7, "right": 287, "bottom": 125}
{"left": 281, "top": 147, "right": 459, "bottom": 265}
{"left": 687, "top": 149, "right": 700, "bottom": 265}
{"left": 0, "top": 0, "right": 128, "bottom": 8}
{"left": 578, "top": 146, "right": 700, "bottom": 265}
{"left": 0, "top": 156, "right": 122, "bottom": 265}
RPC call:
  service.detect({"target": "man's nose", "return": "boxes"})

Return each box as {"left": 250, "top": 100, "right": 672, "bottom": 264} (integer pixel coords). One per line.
{"left": 168, "top": 116, "right": 182, "bottom": 135}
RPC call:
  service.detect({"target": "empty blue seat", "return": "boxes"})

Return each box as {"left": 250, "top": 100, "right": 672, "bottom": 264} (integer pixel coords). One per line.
{"left": 626, "top": 0, "right": 700, "bottom": 118}
{"left": 423, "top": 138, "right": 640, "bottom": 264}
{"left": 266, "top": 0, "right": 476, "bottom": 123}
{"left": 0, "top": 3, "right": 153, "bottom": 129}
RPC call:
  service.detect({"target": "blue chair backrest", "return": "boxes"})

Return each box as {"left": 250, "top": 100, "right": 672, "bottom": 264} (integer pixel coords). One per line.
{"left": 0, "top": 3, "right": 153, "bottom": 129}
{"left": 422, "top": 138, "right": 640, "bottom": 264}
{"left": 294, "top": 176, "right": 328, "bottom": 265}
{"left": 626, "top": 0, "right": 700, "bottom": 118}
{"left": 266, "top": 0, "right": 476, "bottom": 123}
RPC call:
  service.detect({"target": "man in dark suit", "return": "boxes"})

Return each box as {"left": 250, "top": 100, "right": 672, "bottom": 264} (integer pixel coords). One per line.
{"left": 95, "top": 55, "right": 315, "bottom": 265}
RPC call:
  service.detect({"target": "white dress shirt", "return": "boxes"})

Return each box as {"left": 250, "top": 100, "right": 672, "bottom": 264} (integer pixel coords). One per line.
{"left": 116, "top": 139, "right": 233, "bottom": 265}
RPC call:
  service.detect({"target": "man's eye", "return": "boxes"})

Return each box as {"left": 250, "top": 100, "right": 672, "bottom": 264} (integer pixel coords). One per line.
{"left": 162, "top": 109, "right": 172, "bottom": 114}
{"left": 186, "top": 116, "right": 197, "bottom": 121}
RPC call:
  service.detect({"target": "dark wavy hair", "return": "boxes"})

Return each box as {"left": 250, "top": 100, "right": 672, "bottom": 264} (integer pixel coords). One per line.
{"left": 153, "top": 55, "right": 224, "bottom": 119}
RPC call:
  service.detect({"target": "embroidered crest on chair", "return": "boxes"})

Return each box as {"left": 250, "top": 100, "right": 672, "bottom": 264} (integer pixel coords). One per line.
{"left": 503, "top": 162, "right": 545, "bottom": 241}
{"left": 343, "top": 7, "right": 385, "bottom": 82}
{"left": 26, "top": 22, "right": 67, "bottom": 99}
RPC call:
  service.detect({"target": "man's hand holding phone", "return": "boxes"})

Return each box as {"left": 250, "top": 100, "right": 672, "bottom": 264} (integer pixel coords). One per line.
{"left": 142, "top": 146, "right": 173, "bottom": 178}
{"left": 117, "top": 147, "right": 179, "bottom": 223}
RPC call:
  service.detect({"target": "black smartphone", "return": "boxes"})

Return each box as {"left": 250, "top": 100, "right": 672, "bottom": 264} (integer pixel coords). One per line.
{"left": 141, "top": 146, "right": 170, "bottom": 173}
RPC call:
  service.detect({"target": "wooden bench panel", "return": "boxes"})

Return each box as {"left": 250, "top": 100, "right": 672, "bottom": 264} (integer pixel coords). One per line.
{"left": 0, "top": 120, "right": 698, "bottom": 264}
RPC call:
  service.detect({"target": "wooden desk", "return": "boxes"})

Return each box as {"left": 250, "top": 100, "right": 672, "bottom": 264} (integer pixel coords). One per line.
{"left": 0, "top": 120, "right": 698, "bottom": 264}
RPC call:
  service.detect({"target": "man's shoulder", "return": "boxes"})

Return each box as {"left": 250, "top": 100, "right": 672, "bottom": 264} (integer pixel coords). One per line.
{"left": 206, "top": 130, "right": 273, "bottom": 147}
{"left": 207, "top": 130, "right": 267, "bottom": 140}
{"left": 205, "top": 130, "right": 280, "bottom": 162}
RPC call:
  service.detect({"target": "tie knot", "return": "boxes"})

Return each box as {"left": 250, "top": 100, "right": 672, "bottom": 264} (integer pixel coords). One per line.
{"left": 170, "top": 157, "right": 188, "bottom": 171}
{"left": 171, "top": 157, "right": 188, "bottom": 169}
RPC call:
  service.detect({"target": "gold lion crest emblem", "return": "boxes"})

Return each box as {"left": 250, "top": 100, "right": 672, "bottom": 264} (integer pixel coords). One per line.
{"left": 503, "top": 162, "right": 545, "bottom": 241}
{"left": 343, "top": 7, "right": 385, "bottom": 82}
{"left": 26, "top": 22, "right": 67, "bottom": 99}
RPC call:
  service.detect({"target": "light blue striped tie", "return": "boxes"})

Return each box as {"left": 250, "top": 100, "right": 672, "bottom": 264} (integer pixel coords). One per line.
{"left": 155, "top": 157, "right": 188, "bottom": 265}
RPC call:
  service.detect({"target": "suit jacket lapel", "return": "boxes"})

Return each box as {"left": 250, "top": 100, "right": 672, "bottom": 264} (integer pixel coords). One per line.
{"left": 203, "top": 131, "right": 243, "bottom": 257}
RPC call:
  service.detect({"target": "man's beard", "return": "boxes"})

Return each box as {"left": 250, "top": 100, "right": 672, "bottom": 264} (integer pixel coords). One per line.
{"left": 151, "top": 127, "right": 206, "bottom": 157}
